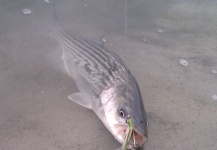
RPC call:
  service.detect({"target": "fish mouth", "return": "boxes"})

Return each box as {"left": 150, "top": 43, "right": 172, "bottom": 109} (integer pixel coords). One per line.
{"left": 124, "top": 127, "right": 148, "bottom": 149}
{"left": 130, "top": 128, "right": 148, "bottom": 148}
{"left": 114, "top": 123, "right": 148, "bottom": 148}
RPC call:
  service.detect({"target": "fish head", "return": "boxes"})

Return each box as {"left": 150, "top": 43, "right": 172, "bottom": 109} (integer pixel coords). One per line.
{"left": 115, "top": 96, "right": 148, "bottom": 149}
{"left": 100, "top": 79, "right": 148, "bottom": 149}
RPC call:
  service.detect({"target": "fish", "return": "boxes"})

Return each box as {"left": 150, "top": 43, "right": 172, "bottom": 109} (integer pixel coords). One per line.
{"left": 49, "top": 0, "right": 148, "bottom": 148}
{"left": 50, "top": 25, "right": 148, "bottom": 149}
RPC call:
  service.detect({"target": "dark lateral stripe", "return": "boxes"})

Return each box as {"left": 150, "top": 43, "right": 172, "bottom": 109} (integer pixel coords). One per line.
{"left": 65, "top": 31, "right": 109, "bottom": 61}
{"left": 69, "top": 34, "right": 109, "bottom": 62}
{"left": 64, "top": 31, "right": 124, "bottom": 80}
{"left": 55, "top": 26, "right": 108, "bottom": 63}
{"left": 63, "top": 32, "right": 122, "bottom": 81}
{"left": 56, "top": 30, "right": 98, "bottom": 68}
{"left": 54, "top": 26, "right": 123, "bottom": 77}
{"left": 58, "top": 28, "right": 115, "bottom": 82}
{"left": 53, "top": 27, "right": 113, "bottom": 86}
{"left": 85, "top": 40, "right": 109, "bottom": 59}
{"left": 59, "top": 35, "right": 111, "bottom": 86}
{"left": 53, "top": 29, "right": 86, "bottom": 61}
{"left": 56, "top": 28, "right": 99, "bottom": 66}
{"left": 61, "top": 30, "right": 111, "bottom": 70}
{"left": 60, "top": 30, "right": 107, "bottom": 67}
{"left": 58, "top": 29, "right": 110, "bottom": 75}
{"left": 66, "top": 39, "right": 116, "bottom": 83}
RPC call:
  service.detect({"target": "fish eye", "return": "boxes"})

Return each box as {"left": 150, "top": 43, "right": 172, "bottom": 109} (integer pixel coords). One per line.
{"left": 119, "top": 108, "right": 127, "bottom": 118}
{"left": 119, "top": 110, "right": 124, "bottom": 117}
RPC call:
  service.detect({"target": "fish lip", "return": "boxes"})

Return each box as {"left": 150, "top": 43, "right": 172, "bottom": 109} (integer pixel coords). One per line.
{"left": 133, "top": 126, "right": 148, "bottom": 139}
{"left": 115, "top": 122, "right": 148, "bottom": 148}
{"left": 129, "top": 126, "right": 148, "bottom": 148}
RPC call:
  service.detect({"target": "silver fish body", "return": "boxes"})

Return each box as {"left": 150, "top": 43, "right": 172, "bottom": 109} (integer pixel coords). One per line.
{"left": 51, "top": 26, "right": 148, "bottom": 149}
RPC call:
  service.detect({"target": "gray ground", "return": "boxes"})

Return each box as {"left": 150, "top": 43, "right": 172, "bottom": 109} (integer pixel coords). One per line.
{"left": 0, "top": 0, "right": 217, "bottom": 150}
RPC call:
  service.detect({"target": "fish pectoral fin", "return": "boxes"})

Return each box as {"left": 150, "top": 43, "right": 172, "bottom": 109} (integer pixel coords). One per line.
{"left": 68, "top": 93, "right": 92, "bottom": 109}
{"left": 75, "top": 73, "right": 97, "bottom": 98}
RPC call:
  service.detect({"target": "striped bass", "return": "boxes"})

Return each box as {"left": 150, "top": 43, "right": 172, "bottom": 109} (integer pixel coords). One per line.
{"left": 50, "top": 25, "right": 148, "bottom": 149}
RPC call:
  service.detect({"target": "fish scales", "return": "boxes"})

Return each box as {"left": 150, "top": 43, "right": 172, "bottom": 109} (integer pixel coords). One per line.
{"left": 50, "top": 25, "right": 148, "bottom": 150}
{"left": 52, "top": 26, "right": 128, "bottom": 94}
